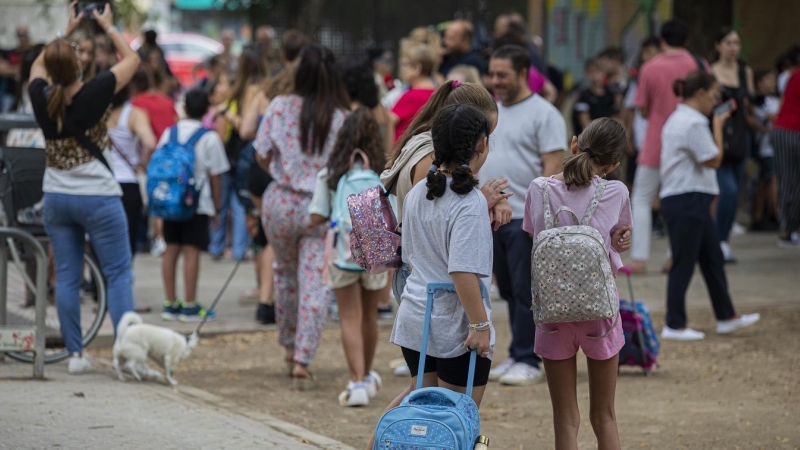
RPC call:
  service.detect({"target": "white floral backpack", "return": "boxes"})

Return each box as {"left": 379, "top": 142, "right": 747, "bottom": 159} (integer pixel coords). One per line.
{"left": 531, "top": 177, "right": 618, "bottom": 337}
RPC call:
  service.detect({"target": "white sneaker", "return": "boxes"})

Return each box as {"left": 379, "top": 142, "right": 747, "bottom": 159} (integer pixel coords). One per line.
{"left": 732, "top": 223, "right": 747, "bottom": 236}
{"left": 365, "top": 371, "right": 382, "bottom": 398}
{"left": 661, "top": 326, "right": 705, "bottom": 341}
{"left": 717, "top": 313, "right": 760, "bottom": 334}
{"left": 488, "top": 357, "right": 515, "bottom": 382}
{"left": 68, "top": 354, "right": 91, "bottom": 374}
{"left": 338, "top": 381, "right": 369, "bottom": 407}
{"left": 150, "top": 237, "right": 167, "bottom": 257}
{"left": 720, "top": 241, "right": 736, "bottom": 263}
{"left": 489, "top": 284, "right": 501, "bottom": 301}
{"left": 499, "top": 362, "right": 544, "bottom": 386}
{"left": 390, "top": 358, "right": 411, "bottom": 377}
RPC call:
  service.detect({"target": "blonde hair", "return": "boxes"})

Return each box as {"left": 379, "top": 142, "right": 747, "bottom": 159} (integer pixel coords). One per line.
{"left": 446, "top": 65, "right": 481, "bottom": 84}
{"left": 400, "top": 42, "right": 437, "bottom": 77}
{"left": 407, "top": 27, "right": 441, "bottom": 49}
{"left": 44, "top": 39, "right": 81, "bottom": 133}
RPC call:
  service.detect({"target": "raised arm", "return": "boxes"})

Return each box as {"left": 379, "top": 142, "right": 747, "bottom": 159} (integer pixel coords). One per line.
{"left": 93, "top": 4, "right": 140, "bottom": 93}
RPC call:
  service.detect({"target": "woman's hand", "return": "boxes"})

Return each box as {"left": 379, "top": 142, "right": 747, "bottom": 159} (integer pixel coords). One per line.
{"left": 480, "top": 177, "right": 512, "bottom": 209}
{"left": 490, "top": 199, "right": 512, "bottom": 231}
{"left": 92, "top": 3, "right": 115, "bottom": 32}
{"left": 65, "top": 1, "right": 82, "bottom": 36}
{"left": 464, "top": 329, "right": 491, "bottom": 359}
{"left": 611, "top": 225, "right": 632, "bottom": 253}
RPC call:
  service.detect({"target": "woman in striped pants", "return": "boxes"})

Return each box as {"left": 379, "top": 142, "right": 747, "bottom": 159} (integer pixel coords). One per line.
{"left": 773, "top": 68, "right": 800, "bottom": 248}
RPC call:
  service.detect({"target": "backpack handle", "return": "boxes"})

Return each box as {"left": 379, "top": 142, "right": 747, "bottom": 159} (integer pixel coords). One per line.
{"left": 349, "top": 148, "right": 370, "bottom": 170}
{"left": 553, "top": 206, "right": 580, "bottom": 228}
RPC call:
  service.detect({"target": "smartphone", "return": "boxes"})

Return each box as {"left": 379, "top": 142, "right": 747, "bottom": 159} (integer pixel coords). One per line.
{"left": 714, "top": 98, "right": 737, "bottom": 116}
{"left": 76, "top": 2, "right": 105, "bottom": 19}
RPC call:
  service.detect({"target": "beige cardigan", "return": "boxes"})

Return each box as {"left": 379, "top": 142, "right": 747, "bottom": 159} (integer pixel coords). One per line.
{"left": 380, "top": 131, "right": 433, "bottom": 223}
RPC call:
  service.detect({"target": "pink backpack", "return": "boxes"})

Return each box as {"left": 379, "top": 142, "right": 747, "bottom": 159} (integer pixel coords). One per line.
{"left": 346, "top": 185, "right": 402, "bottom": 273}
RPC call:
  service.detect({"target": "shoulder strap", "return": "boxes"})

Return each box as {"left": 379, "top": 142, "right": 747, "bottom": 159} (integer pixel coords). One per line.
{"left": 541, "top": 177, "right": 556, "bottom": 229}
{"left": 694, "top": 54, "right": 706, "bottom": 73}
{"left": 581, "top": 178, "right": 608, "bottom": 225}
{"left": 738, "top": 61, "right": 748, "bottom": 94}
{"left": 61, "top": 120, "right": 112, "bottom": 172}
{"left": 108, "top": 135, "right": 137, "bottom": 172}
{"left": 184, "top": 127, "right": 209, "bottom": 148}
{"left": 168, "top": 126, "right": 179, "bottom": 145}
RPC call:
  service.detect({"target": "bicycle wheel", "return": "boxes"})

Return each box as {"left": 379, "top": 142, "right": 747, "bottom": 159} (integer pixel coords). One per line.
{"left": 7, "top": 252, "right": 107, "bottom": 364}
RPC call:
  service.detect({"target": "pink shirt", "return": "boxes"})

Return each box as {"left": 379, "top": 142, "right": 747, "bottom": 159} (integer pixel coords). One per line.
{"left": 523, "top": 176, "right": 632, "bottom": 361}
{"left": 254, "top": 95, "right": 348, "bottom": 194}
{"left": 392, "top": 88, "right": 435, "bottom": 142}
{"left": 635, "top": 50, "right": 704, "bottom": 167}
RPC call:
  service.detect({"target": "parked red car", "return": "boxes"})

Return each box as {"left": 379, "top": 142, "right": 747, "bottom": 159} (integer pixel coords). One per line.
{"left": 131, "top": 33, "right": 223, "bottom": 87}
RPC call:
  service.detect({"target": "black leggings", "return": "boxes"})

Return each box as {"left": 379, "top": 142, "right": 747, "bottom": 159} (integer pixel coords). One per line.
{"left": 401, "top": 346, "right": 491, "bottom": 387}
{"left": 120, "top": 183, "right": 143, "bottom": 258}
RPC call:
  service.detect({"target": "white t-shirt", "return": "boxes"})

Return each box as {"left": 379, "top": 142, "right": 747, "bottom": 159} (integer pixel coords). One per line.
{"left": 155, "top": 120, "right": 230, "bottom": 216}
{"left": 660, "top": 104, "right": 720, "bottom": 198}
{"left": 390, "top": 180, "right": 495, "bottom": 359}
{"left": 624, "top": 80, "right": 649, "bottom": 151}
{"left": 480, "top": 94, "right": 567, "bottom": 219}
{"left": 754, "top": 96, "right": 781, "bottom": 158}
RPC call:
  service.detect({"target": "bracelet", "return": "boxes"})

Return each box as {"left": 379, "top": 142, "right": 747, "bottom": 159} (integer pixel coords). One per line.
{"left": 468, "top": 321, "right": 491, "bottom": 331}
{"left": 106, "top": 25, "right": 119, "bottom": 34}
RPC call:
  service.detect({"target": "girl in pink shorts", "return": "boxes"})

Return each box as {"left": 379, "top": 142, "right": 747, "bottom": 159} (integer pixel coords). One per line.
{"left": 523, "top": 118, "right": 633, "bottom": 450}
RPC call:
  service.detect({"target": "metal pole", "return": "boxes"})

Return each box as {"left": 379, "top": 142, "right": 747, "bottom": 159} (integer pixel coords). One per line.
{"left": 0, "top": 243, "right": 6, "bottom": 363}
{"left": 0, "top": 228, "right": 47, "bottom": 378}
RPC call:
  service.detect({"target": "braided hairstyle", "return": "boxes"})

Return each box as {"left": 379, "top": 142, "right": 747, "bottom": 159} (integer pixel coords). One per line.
{"left": 426, "top": 104, "right": 490, "bottom": 200}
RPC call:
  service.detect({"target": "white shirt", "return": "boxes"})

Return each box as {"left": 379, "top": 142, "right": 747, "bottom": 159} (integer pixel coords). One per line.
{"left": 660, "top": 104, "right": 720, "bottom": 198}
{"left": 754, "top": 96, "right": 781, "bottom": 158}
{"left": 480, "top": 94, "right": 567, "bottom": 219}
{"left": 155, "top": 120, "right": 230, "bottom": 216}
{"left": 624, "top": 80, "right": 649, "bottom": 151}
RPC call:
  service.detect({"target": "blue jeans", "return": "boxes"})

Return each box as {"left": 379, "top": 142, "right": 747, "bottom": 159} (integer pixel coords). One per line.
{"left": 43, "top": 193, "right": 133, "bottom": 353}
{"left": 715, "top": 160, "right": 747, "bottom": 242}
{"left": 209, "top": 172, "right": 248, "bottom": 260}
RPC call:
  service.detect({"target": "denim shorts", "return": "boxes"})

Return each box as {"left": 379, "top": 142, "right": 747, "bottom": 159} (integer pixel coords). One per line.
{"left": 392, "top": 262, "right": 411, "bottom": 302}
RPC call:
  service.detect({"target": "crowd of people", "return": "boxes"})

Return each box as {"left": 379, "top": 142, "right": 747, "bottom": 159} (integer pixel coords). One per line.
{"left": 4, "top": 2, "right": 799, "bottom": 448}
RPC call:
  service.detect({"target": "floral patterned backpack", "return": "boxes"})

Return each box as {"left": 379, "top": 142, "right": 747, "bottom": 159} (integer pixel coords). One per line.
{"left": 531, "top": 178, "right": 618, "bottom": 337}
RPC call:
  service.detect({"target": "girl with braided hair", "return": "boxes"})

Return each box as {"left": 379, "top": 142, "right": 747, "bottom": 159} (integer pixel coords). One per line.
{"left": 387, "top": 103, "right": 495, "bottom": 414}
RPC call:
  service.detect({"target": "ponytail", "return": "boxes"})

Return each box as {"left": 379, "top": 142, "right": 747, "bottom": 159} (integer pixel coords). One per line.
{"left": 562, "top": 151, "right": 595, "bottom": 189}
{"left": 425, "top": 158, "right": 447, "bottom": 200}
{"left": 672, "top": 79, "right": 685, "bottom": 97}
{"left": 47, "top": 84, "right": 69, "bottom": 133}
{"left": 426, "top": 104, "right": 488, "bottom": 200}
{"left": 564, "top": 118, "right": 627, "bottom": 189}
{"left": 673, "top": 70, "right": 717, "bottom": 99}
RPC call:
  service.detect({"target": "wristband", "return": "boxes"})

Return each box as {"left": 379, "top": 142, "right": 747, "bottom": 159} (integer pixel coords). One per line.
{"left": 468, "top": 321, "right": 491, "bottom": 331}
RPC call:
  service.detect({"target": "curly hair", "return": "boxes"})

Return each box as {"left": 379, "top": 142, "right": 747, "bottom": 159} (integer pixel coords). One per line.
{"left": 426, "top": 104, "right": 490, "bottom": 200}
{"left": 338, "top": 58, "right": 379, "bottom": 108}
{"left": 327, "top": 107, "right": 387, "bottom": 190}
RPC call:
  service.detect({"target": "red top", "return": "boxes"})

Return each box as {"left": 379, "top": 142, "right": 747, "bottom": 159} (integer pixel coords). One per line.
{"left": 131, "top": 93, "right": 177, "bottom": 140}
{"left": 775, "top": 70, "right": 800, "bottom": 133}
{"left": 392, "top": 88, "right": 435, "bottom": 142}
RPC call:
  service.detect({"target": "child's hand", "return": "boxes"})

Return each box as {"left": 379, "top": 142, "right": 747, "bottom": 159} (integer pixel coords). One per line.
{"left": 611, "top": 226, "right": 632, "bottom": 253}
{"left": 480, "top": 178, "right": 512, "bottom": 208}
{"left": 490, "top": 200, "right": 512, "bottom": 231}
{"left": 464, "top": 329, "right": 491, "bottom": 359}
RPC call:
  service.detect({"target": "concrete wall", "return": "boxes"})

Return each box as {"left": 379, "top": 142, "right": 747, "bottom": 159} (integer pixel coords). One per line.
{"left": 0, "top": 1, "right": 68, "bottom": 48}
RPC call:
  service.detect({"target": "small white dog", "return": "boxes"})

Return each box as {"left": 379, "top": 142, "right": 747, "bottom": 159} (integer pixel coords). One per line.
{"left": 112, "top": 312, "right": 197, "bottom": 386}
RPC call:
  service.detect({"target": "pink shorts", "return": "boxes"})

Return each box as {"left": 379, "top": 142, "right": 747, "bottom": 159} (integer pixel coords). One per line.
{"left": 534, "top": 316, "right": 624, "bottom": 361}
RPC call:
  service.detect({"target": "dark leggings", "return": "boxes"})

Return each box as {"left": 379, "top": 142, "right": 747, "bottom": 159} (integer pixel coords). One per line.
{"left": 120, "top": 183, "right": 143, "bottom": 258}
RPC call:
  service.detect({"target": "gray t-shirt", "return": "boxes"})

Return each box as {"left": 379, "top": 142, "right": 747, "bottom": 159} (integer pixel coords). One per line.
{"left": 480, "top": 94, "right": 567, "bottom": 219}
{"left": 390, "top": 180, "right": 495, "bottom": 359}
{"left": 659, "top": 104, "right": 720, "bottom": 198}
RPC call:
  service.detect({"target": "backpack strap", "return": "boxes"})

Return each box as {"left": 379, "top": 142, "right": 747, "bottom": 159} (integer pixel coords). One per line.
{"left": 349, "top": 148, "right": 370, "bottom": 170}
{"left": 168, "top": 126, "right": 179, "bottom": 145}
{"left": 184, "top": 126, "right": 209, "bottom": 148}
{"left": 581, "top": 178, "right": 608, "bottom": 225}
{"left": 541, "top": 177, "right": 556, "bottom": 229}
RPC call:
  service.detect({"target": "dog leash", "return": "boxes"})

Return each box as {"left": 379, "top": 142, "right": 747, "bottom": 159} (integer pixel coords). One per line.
{"left": 188, "top": 258, "right": 243, "bottom": 341}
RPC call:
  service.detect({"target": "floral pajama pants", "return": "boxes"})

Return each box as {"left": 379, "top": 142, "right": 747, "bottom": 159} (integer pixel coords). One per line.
{"left": 262, "top": 185, "right": 329, "bottom": 366}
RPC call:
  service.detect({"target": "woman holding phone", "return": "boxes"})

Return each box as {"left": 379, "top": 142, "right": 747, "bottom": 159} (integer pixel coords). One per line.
{"left": 658, "top": 71, "right": 759, "bottom": 342}
{"left": 29, "top": 1, "right": 140, "bottom": 372}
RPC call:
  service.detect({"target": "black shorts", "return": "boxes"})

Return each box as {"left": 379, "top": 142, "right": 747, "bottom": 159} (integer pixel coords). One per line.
{"left": 163, "top": 214, "right": 210, "bottom": 251}
{"left": 253, "top": 218, "right": 268, "bottom": 248}
{"left": 401, "top": 346, "right": 491, "bottom": 388}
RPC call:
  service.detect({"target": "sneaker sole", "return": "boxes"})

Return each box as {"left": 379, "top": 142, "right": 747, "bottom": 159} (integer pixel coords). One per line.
{"left": 178, "top": 316, "right": 215, "bottom": 323}
{"left": 160, "top": 313, "right": 177, "bottom": 321}
{"left": 499, "top": 376, "right": 543, "bottom": 386}
{"left": 660, "top": 334, "right": 705, "bottom": 341}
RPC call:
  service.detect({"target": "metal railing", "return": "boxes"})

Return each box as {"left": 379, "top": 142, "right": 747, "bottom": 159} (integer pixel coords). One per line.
{"left": 0, "top": 227, "right": 47, "bottom": 378}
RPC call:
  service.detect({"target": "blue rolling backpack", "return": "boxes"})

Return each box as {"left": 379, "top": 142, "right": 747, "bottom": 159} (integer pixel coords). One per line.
{"left": 373, "top": 282, "right": 486, "bottom": 450}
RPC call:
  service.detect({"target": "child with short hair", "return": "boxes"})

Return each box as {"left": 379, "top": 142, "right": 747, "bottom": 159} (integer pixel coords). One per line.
{"left": 308, "top": 108, "right": 388, "bottom": 406}
{"left": 573, "top": 58, "right": 617, "bottom": 136}
{"left": 523, "top": 118, "right": 633, "bottom": 449}
{"left": 159, "top": 88, "right": 229, "bottom": 322}
{"left": 751, "top": 69, "right": 781, "bottom": 231}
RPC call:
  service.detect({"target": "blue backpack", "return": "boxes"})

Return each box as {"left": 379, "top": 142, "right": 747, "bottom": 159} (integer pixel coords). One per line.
{"left": 330, "top": 149, "right": 384, "bottom": 272}
{"left": 147, "top": 126, "right": 209, "bottom": 222}
{"left": 372, "top": 282, "right": 485, "bottom": 450}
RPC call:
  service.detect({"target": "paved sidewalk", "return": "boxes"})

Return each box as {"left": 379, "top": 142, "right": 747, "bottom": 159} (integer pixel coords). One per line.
{"left": 0, "top": 359, "right": 355, "bottom": 450}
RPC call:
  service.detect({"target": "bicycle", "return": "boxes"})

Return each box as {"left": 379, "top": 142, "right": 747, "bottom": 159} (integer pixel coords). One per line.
{"left": 0, "top": 144, "right": 108, "bottom": 364}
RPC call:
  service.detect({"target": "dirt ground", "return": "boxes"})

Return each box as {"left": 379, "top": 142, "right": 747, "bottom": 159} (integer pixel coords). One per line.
{"left": 149, "top": 303, "right": 800, "bottom": 450}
